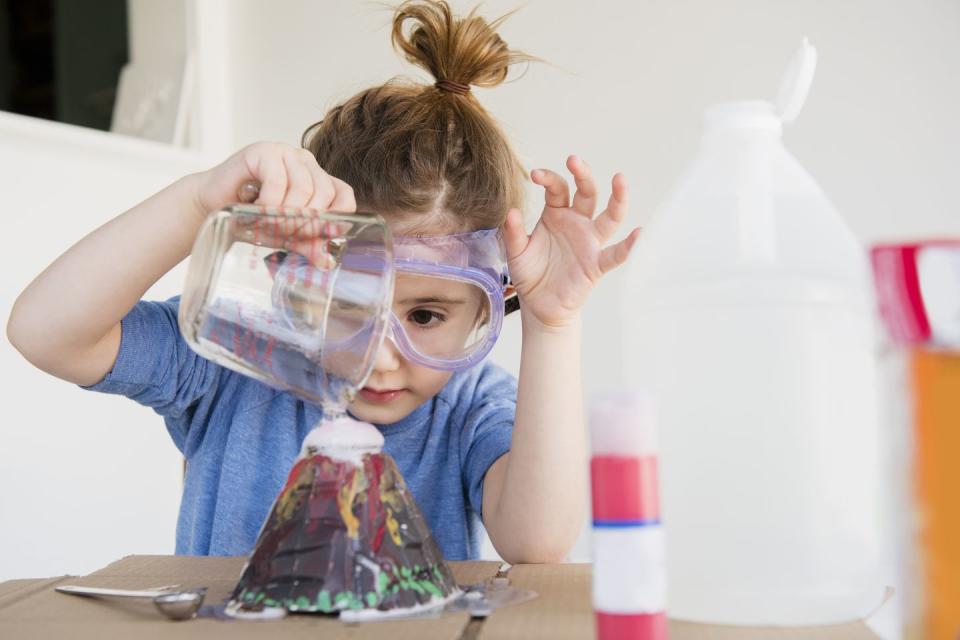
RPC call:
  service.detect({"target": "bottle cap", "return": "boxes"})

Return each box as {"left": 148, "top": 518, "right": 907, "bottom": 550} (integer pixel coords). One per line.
{"left": 589, "top": 390, "right": 658, "bottom": 456}
{"left": 871, "top": 240, "right": 960, "bottom": 348}
{"left": 775, "top": 37, "right": 817, "bottom": 123}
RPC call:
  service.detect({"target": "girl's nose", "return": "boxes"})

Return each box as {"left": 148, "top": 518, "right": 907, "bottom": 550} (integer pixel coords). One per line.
{"left": 372, "top": 334, "right": 402, "bottom": 372}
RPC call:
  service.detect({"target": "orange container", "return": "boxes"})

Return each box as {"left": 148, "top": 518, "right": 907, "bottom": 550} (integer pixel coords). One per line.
{"left": 872, "top": 241, "right": 960, "bottom": 639}
{"left": 911, "top": 349, "right": 960, "bottom": 638}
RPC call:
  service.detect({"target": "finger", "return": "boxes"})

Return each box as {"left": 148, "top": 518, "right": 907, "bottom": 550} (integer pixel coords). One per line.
{"left": 531, "top": 168, "right": 570, "bottom": 209}
{"left": 254, "top": 152, "right": 288, "bottom": 206}
{"left": 285, "top": 214, "right": 352, "bottom": 241}
{"left": 281, "top": 149, "right": 314, "bottom": 208}
{"left": 327, "top": 177, "right": 357, "bottom": 213}
{"left": 298, "top": 149, "right": 338, "bottom": 211}
{"left": 594, "top": 172, "right": 629, "bottom": 242}
{"left": 599, "top": 226, "right": 641, "bottom": 275}
{"left": 253, "top": 152, "right": 294, "bottom": 246}
{"left": 501, "top": 208, "right": 529, "bottom": 260}
{"left": 290, "top": 238, "right": 337, "bottom": 270}
{"left": 567, "top": 155, "right": 597, "bottom": 218}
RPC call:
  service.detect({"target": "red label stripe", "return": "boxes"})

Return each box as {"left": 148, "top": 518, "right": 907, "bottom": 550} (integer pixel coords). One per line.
{"left": 591, "top": 455, "right": 660, "bottom": 522}
{"left": 596, "top": 611, "right": 668, "bottom": 640}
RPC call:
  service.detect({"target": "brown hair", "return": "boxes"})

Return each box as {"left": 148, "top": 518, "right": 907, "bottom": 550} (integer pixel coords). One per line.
{"left": 302, "top": 0, "right": 534, "bottom": 233}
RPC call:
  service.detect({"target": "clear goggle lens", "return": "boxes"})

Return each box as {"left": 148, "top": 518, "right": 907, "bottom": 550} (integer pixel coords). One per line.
{"left": 281, "top": 269, "right": 496, "bottom": 370}
{"left": 390, "top": 272, "right": 493, "bottom": 364}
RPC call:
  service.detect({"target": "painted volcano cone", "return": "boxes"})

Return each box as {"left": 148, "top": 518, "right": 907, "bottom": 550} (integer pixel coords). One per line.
{"left": 229, "top": 418, "right": 459, "bottom": 616}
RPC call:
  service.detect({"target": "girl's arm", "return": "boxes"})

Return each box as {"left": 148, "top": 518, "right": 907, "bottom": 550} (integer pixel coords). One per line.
{"left": 7, "top": 143, "right": 355, "bottom": 386}
{"left": 482, "top": 156, "right": 639, "bottom": 563}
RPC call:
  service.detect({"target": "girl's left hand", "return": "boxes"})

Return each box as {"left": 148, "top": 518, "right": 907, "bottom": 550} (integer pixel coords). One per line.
{"left": 502, "top": 155, "right": 641, "bottom": 329}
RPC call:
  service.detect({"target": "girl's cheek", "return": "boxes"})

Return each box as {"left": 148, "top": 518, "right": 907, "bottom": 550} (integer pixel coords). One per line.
{"left": 409, "top": 368, "right": 454, "bottom": 396}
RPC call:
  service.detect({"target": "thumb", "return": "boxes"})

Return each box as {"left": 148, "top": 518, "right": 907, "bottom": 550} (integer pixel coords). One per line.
{"left": 501, "top": 208, "right": 529, "bottom": 261}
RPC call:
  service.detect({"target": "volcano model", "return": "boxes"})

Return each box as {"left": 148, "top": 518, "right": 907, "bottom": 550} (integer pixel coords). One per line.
{"left": 228, "top": 419, "right": 459, "bottom": 617}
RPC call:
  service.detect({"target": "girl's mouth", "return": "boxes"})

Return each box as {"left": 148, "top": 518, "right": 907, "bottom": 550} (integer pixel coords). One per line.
{"left": 358, "top": 387, "right": 404, "bottom": 404}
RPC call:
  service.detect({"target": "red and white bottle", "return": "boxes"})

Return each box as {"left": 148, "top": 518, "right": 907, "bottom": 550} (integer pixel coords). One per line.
{"left": 590, "top": 391, "right": 668, "bottom": 640}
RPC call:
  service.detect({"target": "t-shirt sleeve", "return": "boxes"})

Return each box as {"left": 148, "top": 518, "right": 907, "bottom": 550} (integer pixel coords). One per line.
{"left": 459, "top": 364, "right": 517, "bottom": 521}
{"left": 81, "top": 297, "right": 221, "bottom": 424}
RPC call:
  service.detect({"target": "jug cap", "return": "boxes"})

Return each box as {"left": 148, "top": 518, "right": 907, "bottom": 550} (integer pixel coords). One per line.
{"left": 775, "top": 37, "right": 817, "bottom": 123}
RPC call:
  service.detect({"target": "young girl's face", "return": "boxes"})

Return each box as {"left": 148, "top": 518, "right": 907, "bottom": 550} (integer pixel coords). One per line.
{"left": 347, "top": 273, "right": 487, "bottom": 424}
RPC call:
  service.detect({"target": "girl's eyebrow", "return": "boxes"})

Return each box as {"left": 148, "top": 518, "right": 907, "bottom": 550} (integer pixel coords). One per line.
{"left": 398, "top": 296, "right": 468, "bottom": 305}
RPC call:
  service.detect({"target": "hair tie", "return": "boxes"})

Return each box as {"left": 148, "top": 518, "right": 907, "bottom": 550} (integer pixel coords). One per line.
{"left": 435, "top": 79, "right": 471, "bottom": 96}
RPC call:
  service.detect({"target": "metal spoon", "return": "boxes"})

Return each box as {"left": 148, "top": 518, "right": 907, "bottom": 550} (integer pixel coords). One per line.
{"left": 55, "top": 584, "right": 207, "bottom": 620}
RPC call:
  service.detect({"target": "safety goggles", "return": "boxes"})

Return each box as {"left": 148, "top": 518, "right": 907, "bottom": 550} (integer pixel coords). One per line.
{"left": 267, "top": 228, "right": 518, "bottom": 372}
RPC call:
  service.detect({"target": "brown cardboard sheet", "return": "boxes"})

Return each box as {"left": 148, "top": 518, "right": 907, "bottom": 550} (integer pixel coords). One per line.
{"left": 0, "top": 555, "right": 879, "bottom": 639}
{"left": 478, "top": 563, "right": 878, "bottom": 640}
{"left": 0, "top": 556, "right": 498, "bottom": 640}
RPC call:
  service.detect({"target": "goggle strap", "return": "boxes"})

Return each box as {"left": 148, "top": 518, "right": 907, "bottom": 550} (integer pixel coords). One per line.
{"left": 504, "top": 293, "right": 520, "bottom": 315}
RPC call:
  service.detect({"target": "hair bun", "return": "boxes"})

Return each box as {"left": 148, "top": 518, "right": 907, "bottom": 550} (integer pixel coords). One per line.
{"left": 391, "top": 0, "right": 531, "bottom": 92}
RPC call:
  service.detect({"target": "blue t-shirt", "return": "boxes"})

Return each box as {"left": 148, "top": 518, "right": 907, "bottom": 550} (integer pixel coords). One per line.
{"left": 83, "top": 297, "right": 516, "bottom": 560}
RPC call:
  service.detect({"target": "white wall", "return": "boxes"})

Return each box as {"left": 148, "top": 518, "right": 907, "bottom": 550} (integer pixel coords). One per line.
{"left": 3, "top": 0, "right": 959, "bottom": 580}
{"left": 0, "top": 113, "right": 209, "bottom": 581}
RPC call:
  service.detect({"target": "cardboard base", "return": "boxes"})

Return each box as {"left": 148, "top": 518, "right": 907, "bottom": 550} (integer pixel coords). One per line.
{"left": 0, "top": 555, "right": 878, "bottom": 639}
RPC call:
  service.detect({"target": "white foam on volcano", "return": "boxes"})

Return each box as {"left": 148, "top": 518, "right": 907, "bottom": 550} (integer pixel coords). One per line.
{"left": 300, "top": 418, "right": 384, "bottom": 464}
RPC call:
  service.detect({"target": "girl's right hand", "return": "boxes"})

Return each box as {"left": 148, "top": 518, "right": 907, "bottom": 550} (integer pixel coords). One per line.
{"left": 191, "top": 142, "right": 357, "bottom": 219}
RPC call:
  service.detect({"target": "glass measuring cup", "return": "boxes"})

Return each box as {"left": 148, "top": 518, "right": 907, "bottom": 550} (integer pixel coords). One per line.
{"left": 179, "top": 205, "right": 394, "bottom": 414}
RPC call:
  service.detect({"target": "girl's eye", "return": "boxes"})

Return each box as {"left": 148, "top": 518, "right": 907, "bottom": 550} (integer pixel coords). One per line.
{"left": 408, "top": 309, "right": 445, "bottom": 327}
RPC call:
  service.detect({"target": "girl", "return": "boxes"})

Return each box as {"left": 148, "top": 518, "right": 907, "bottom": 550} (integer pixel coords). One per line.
{"left": 7, "top": 0, "right": 638, "bottom": 563}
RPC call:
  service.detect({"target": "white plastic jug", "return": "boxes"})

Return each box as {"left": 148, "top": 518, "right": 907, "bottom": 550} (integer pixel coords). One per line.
{"left": 623, "top": 40, "right": 886, "bottom": 625}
